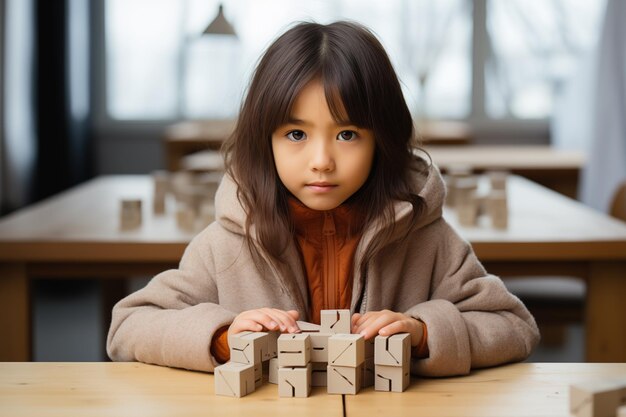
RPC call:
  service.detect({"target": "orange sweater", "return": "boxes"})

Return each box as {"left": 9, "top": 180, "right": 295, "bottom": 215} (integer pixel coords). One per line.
{"left": 210, "top": 198, "right": 428, "bottom": 363}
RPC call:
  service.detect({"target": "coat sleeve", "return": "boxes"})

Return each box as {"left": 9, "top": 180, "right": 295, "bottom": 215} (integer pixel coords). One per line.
{"left": 106, "top": 226, "right": 237, "bottom": 372}
{"left": 403, "top": 220, "right": 541, "bottom": 377}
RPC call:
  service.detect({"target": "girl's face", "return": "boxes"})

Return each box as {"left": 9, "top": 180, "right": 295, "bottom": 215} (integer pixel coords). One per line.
{"left": 271, "top": 80, "right": 375, "bottom": 211}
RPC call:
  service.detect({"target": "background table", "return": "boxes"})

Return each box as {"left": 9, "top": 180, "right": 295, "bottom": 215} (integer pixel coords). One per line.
{"left": 1, "top": 362, "right": 624, "bottom": 417}
{"left": 1, "top": 175, "right": 625, "bottom": 362}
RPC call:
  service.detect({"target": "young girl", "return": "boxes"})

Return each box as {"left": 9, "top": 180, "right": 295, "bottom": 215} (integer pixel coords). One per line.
{"left": 107, "top": 21, "right": 539, "bottom": 376}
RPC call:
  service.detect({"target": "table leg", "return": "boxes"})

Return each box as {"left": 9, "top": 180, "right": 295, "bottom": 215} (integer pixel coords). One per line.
{"left": 586, "top": 261, "right": 626, "bottom": 362}
{"left": 0, "top": 263, "right": 31, "bottom": 361}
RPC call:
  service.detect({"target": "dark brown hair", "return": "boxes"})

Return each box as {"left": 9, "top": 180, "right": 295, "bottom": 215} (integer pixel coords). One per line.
{"left": 223, "top": 21, "right": 426, "bottom": 270}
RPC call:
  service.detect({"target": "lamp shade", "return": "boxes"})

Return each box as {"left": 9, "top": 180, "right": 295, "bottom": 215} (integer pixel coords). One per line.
{"left": 203, "top": 4, "right": 237, "bottom": 37}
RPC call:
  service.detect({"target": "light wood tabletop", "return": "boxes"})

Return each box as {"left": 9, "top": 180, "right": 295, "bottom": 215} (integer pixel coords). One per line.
{"left": 0, "top": 362, "right": 342, "bottom": 417}
{"left": 1, "top": 362, "right": 624, "bottom": 417}
{"left": 1, "top": 175, "right": 625, "bottom": 362}
{"left": 345, "top": 362, "right": 626, "bottom": 417}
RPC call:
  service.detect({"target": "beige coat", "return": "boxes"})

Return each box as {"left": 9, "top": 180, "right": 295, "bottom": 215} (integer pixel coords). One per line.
{"left": 107, "top": 161, "right": 540, "bottom": 376}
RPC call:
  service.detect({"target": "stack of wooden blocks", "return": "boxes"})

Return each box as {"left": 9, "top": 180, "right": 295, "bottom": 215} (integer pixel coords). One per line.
{"left": 374, "top": 333, "right": 411, "bottom": 392}
{"left": 213, "top": 330, "right": 279, "bottom": 397}
{"left": 445, "top": 167, "right": 509, "bottom": 229}
{"left": 214, "top": 309, "right": 413, "bottom": 398}
{"left": 570, "top": 378, "right": 626, "bottom": 417}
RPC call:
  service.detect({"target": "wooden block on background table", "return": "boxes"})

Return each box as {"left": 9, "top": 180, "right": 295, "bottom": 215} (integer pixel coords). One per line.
{"left": 228, "top": 331, "right": 269, "bottom": 366}
{"left": 296, "top": 320, "right": 321, "bottom": 333}
{"left": 362, "top": 357, "right": 375, "bottom": 388}
{"left": 320, "top": 309, "right": 351, "bottom": 334}
{"left": 151, "top": 170, "right": 169, "bottom": 214}
{"left": 310, "top": 333, "right": 331, "bottom": 362}
{"left": 214, "top": 362, "right": 255, "bottom": 398}
{"left": 374, "top": 333, "right": 411, "bottom": 367}
{"left": 486, "top": 190, "right": 508, "bottom": 229}
{"left": 328, "top": 334, "right": 364, "bottom": 368}
{"left": 119, "top": 199, "right": 142, "bottom": 230}
{"left": 175, "top": 202, "right": 196, "bottom": 232}
{"left": 278, "top": 334, "right": 311, "bottom": 368}
{"left": 374, "top": 363, "right": 410, "bottom": 393}
{"left": 327, "top": 364, "right": 362, "bottom": 395}
{"left": 266, "top": 331, "right": 279, "bottom": 360}
{"left": 268, "top": 358, "right": 279, "bottom": 385}
{"left": 278, "top": 364, "right": 312, "bottom": 398}
{"left": 458, "top": 190, "right": 480, "bottom": 227}
{"left": 453, "top": 176, "right": 479, "bottom": 210}
{"left": 488, "top": 170, "right": 509, "bottom": 191}
{"left": 570, "top": 380, "right": 625, "bottom": 417}
{"left": 311, "top": 362, "right": 328, "bottom": 387}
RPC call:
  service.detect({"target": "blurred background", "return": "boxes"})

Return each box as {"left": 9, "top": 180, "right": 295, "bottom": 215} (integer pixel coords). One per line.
{"left": 1, "top": 0, "right": 624, "bottom": 363}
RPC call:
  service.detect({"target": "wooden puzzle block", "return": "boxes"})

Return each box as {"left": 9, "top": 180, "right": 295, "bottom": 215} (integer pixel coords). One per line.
{"left": 296, "top": 320, "right": 321, "bottom": 333}
{"left": 320, "top": 309, "right": 351, "bottom": 334}
{"left": 362, "top": 357, "right": 375, "bottom": 388}
{"left": 570, "top": 380, "right": 624, "bottom": 417}
{"left": 152, "top": 170, "right": 169, "bottom": 214}
{"left": 453, "top": 177, "right": 479, "bottom": 210}
{"left": 228, "top": 331, "right": 269, "bottom": 365}
{"left": 120, "top": 199, "right": 142, "bottom": 230}
{"left": 327, "top": 365, "right": 362, "bottom": 395}
{"left": 488, "top": 170, "right": 508, "bottom": 191}
{"left": 268, "top": 358, "right": 279, "bottom": 384}
{"left": 310, "top": 333, "right": 331, "bottom": 362}
{"left": 374, "top": 363, "right": 410, "bottom": 393}
{"left": 328, "top": 334, "right": 364, "bottom": 368}
{"left": 486, "top": 191, "right": 508, "bottom": 229}
{"left": 214, "top": 362, "right": 255, "bottom": 398}
{"left": 311, "top": 362, "right": 327, "bottom": 387}
{"left": 458, "top": 191, "right": 479, "bottom": 227}
{"left": 266, "top": 331, "right": 279, "bottom": 360}
{"left": 278, "top": 364, "right": 312, "bottom": 398}
{"left": 374, "top": 333, "right": 411, "bottom": 367}
{"left": 277, "top": 334, "right": 311, "bottom": 367}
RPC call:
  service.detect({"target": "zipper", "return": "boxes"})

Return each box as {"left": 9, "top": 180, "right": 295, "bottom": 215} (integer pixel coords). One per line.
{"left": 323, "top": 211, "right": 337, "bottom": 310}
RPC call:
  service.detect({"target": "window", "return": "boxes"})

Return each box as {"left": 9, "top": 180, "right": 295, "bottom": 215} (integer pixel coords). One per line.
{"left": 102, "top": 0, "right": 605, "bottom": 126}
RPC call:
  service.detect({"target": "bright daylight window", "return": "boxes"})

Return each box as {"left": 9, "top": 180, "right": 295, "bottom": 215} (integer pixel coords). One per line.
{"left": 104, "top": 0, "right": 604, "bottom": 122}
{"left": 105, "top": 0, "right": 470, "bottom": 121}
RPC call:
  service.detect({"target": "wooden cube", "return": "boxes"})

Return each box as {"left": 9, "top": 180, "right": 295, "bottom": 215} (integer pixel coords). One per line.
{"left": 120, "top": 199, "right": 142, "bottom": 230}
{"left": 374, "top": 333, "right": 411, "bottom": 367}
{"left": 310, "top": 333, "right": 331, "bottom": 362}
{"left": 486, "top": 191, "right": 508, "bottom": 229}
{"left": 296, "top": 320, "right": 321, "bottom": 333}
{"left": 228, "top": 331, "right": 269, "bottom": 365}
{"left": 268, "top": 358, "right": 279, "bottom": 385}
{"left": 278, "top": 334, "right": 311, "bottom": 367}
{"left": 278, "top": 364, "right": 312, "bottom": 398}
{"left": 327, "top": 365, "right": 362, "bottom": 395}
{"left": 214, "top": 362, "right": 255, "bottom": 398}
{"left": 375, "top": 363, "right": 410, "bottom": 393}
{"left": 362, "top": 357, "right": 375, "bottom": 388}
{"left": 320, "top": 309, "right": 351, "bottom": 334}
{"left": 570, "top": 380, "right": 624, "bottom": 417}
{"left": 266, "top": 331, "right": 279, "bottom": 360}
{"left": 311, "top": 362, "right": 328, "bottom": 387}
{"left": 328, "top": 334, "right": 364, "bottom": 368}
{"left": 488, "top": 170, "right": 508, "bottom": 191}
{"left": 458, "top": 191, "right": 480, "bottom": 227}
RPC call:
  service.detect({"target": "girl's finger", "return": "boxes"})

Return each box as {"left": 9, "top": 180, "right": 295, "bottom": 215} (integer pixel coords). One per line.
{"left": 256, "top": 309, "right": 287, "bottom": 332}
{"left": 232, "top": 318, "right": 263, "bottom": 334}
{"left": 270, "top": 308, "right": 300, "bottom": 332}
{"left": 360, "top": 314, "right": 398, "bottom": 339}
{"left": 354, "top": 314, "right": 383, "bottom": 338}
{"left": 285, "top": 310, "right": 300, "bottom": 320}
{"left": 378, "top": 320, "right": 406, "bottom": 337}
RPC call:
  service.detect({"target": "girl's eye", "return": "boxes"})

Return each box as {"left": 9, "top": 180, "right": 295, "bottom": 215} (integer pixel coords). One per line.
{"left": 286, "top": 130, "right": 306, "bottom": 142}
{"left": 337, "top": 130, "right": 358, "bottom": 141}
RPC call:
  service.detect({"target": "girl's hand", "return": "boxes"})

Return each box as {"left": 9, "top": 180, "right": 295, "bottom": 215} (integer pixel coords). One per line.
{"left": 228, "top": 308, "right": 300, "bottom": 339}
{"left": 352, "top": 310, "right": 423, "bottom": 347}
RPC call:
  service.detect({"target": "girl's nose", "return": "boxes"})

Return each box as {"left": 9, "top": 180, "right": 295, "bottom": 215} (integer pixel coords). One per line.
{"left": 309, "top": 139, "right": 335, "bottom": 172}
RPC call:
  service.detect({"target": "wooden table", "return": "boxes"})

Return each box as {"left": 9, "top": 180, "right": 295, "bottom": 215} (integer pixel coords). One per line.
{"left": 0, "top": 362, "right": 342, "bottom": 417}
{"left": 427, "top": 145, "right": 585, "bottom": 198}
{"left": 1, "top": 175, "right": 625, "bottom": 362}
{"left": 1, "top": 363, "right": 624, "bottom": 417}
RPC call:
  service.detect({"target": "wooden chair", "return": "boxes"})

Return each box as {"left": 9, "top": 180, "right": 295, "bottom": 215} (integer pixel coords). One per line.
{"left": 504, "top": 180, "right": 626, "bottom": 346}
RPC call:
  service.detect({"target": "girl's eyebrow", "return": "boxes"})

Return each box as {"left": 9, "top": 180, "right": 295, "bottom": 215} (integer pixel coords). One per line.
{"left": 286, "top": 116, "right": 355, "bottom": 127}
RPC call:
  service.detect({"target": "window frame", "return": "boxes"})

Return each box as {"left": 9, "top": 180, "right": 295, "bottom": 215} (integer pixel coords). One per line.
{"left": 92, "top": 0, "right": 552, "bottom": 142}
